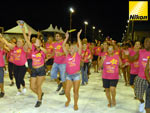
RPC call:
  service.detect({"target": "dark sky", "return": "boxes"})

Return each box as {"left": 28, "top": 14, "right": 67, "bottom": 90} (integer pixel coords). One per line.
{"left": 0, "top": 0, "right": 131, "bottom": 42}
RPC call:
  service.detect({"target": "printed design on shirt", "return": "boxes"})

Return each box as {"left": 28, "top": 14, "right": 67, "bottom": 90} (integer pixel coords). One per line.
{"left": 115, "top": 52, "right": 119, "bottom": 55}
{"left": 55, "top": 45, "right": 61, "bottom": 50}
{"left": 133, "top": 61, "right": 139, "bottom": 67}
{"left": 14, "top": 49, "right": 22, "bottom": 61}
{"left": 142, "top": 56, "right": 150, "bottom": 67}
{"left": 32, "top": 53, "right": 42, "bottom": 65}
{"left": 68, "top": 53, "right": 76, "bottom": 67}
{"left": 110, "top": 59, "right": 118, "bottom": 65}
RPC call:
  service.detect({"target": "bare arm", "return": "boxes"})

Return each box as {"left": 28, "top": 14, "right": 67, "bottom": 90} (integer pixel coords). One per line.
{"left": 21, "top": 27, "right": 32, "bottom": 49}
{"left": 62, "top": 31, "right": 69, "bottom": 55}
{"left": 99, "top": 56, "right": 106, "bottom": 68}
{"left": 145, "top": 58, "right": 150, "bottom": 83}
{"left": 77, "top": 29, "right": 82, "bottom": 55}
{"left": 0, "top": 34, "right": 15, "bottom": 49}
{"left": 40, "top": 46, "right": 47, "bottom": 54}
{"left": 124, "top": 49, "right": 139, "bottom": 62}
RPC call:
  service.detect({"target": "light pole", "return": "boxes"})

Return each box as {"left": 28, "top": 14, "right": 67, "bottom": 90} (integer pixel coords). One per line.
{"left": 92, "top": 26, "right": 95, "bottom": 40}
{"left": 98, "top": 29, "right": 101, "bottom": 40}
{"left": 84, "top": 21, "right": 88, "bottom": 37}
{"left": 69, "top": 7, "right": 74, "bottom": 40}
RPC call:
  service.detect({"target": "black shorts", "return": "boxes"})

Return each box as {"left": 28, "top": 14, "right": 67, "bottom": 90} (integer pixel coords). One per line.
{"left": 103, "top": 79, "right": 118, "bottom": 88}
{"left": 27, "top": 59, "right": 32, "bottom": 69}
{"left": 145, "top": 86, "right": 150, "bottom": 109}
{"left": 93, "top": 55, "right": 98, "bottom": 61}
{"left": 46, "top": 59, "right": 54, "bottom": 65}
{"left": 31, "top": 66, "right": 46, "bottom": 77}
{"left": 130, "top": 74, "right": 137, "bottom": 85}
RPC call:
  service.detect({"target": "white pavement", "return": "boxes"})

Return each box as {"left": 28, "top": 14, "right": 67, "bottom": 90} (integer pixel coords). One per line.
{"left": 0, "top": 71, "right": 141, "bottom": 113}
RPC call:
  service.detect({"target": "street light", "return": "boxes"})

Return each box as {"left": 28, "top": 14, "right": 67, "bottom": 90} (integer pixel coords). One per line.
{"left": 84, "top": 21, "right": 88, "bottom": 37}
{"left": 69, "top": 7, "right": 74, "bottom": 40}
{"left": 92, "top": 26, "right": 95, "bottom": 40}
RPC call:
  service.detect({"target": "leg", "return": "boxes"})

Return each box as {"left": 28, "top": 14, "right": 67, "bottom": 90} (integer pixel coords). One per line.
{"left": 122, "top": 67, "right": 127, "bottom": 86}
{"left": 58, "top": 64, "right": 66, "bottom": 90}
{"left": 65, "top": 80, "right": 73, "bottom": 107}
{"left": 81, "top": 66, "right": 85, "bottom": 85}
{"left": 13, "top": 65, "right": 21, "bottom": 92}
{"left": 73, "top": 80, "right": 80, "bottom": 110}
{"left": 110, "top": 87, "right": 116, "bottom": 106}
{"left": 37, "top": 76, "right": 45, "bottom": 101}
{"left": 19, "top": 66, "right": 26, "bottom": 88}
{"left": 8, "top": 62, "right": 14, "bottom": 84}
{"left": 105, "top": 88, "right": 111, "bottom": 107}
{"left": 0, "top": 67, "right": 4, "bottom": 93}
{"left": 30, "top": 77, "right": 38, "bottom": 94}
{"left": 84, "top": 63, "right": 88, "bottom": 84}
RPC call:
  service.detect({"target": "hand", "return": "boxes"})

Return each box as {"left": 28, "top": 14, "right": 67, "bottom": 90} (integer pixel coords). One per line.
{"left": 102, "top": 56, "right": 106, "bottom": 61}
{"left": 65, "top": 31, "right": 69, "bottom": 39}
{"left": 77, "top": 29, "right": 82, "bottom": 37}
{"left": 124, "top": 50, "right": 129, "bottom": 55}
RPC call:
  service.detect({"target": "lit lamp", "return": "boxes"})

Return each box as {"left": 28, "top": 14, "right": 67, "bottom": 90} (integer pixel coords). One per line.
{"left": 69, "top": 7, "right": 74, "bottom": 39}
{"left": 84, "top": 21, "right": 88, "bottom": 37}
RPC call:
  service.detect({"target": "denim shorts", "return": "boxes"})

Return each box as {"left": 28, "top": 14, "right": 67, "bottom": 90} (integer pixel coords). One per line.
{"left": 51, "top": 63, "right": 66, "bottom": 82}
{"left": 31, "top": 66, "right": 46, "bottom": 77}
{"left": 0, "top": 67, "right": 4, "bottom": 83}
{"left": 66, "top": 73, "right": 80, "bottom": 81}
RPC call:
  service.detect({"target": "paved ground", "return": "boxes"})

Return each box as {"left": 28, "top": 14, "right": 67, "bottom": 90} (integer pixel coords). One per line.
{"left": 0, "top": 70, "right": 140, "bottom": 113}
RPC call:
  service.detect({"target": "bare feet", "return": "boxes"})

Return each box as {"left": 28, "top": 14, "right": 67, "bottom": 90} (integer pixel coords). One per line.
{"left": 112, "top": 102, "right": 116, "bottom": 107}
{"left": 65, "top": 100, "right": 70, "bottom": 107}
{"left": 108, "top": 103, "right": 111, "bottom": 107}
{"left": 74, "top": 105, "right": 78, "bottom": 111}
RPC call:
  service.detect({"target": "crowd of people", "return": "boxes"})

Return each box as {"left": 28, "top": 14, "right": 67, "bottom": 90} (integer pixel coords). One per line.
{"left": 0, "top": 22, "right": 150, "bottom": 113}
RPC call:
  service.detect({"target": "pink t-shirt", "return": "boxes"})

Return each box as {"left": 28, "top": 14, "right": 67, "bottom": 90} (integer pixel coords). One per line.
{"left": 53, "top": 41, "right": 66, "bottom": 64}
{"left": 0, "top": 49, "right": 5, "bottom": 67}
{"left": 8, "top": 49, "right": 14, "bottom": 63}
{"left": 32, "top": 45, "right": 46, "bottom": 67}
{"left": 46, "top": 42, "right": 54, "bottom": 59}
{"left": 129, "top": 49, "right": 139, "bottom": 74}
{"left": 99, "top": 52, "right": 108, "bottom": 57}
{"left": 82, "top": 49, "right": 91, "bottom": 63}
{"left": 102, "top": 54, "right": 120, "bottom": 79}
{"left": 26, "top": 48, "right": 32, "bottom": 59}
{"left": 138, "top": 49, "right": 150, "bottom": 79}
{"left": 13, "top": 46, "right": 27, "bottom": 66}
{"left": 94, "top": 47, "right": 101, "bottom": 56}
{"left": 66, "top": 52, "right": 81, "bottom": 75}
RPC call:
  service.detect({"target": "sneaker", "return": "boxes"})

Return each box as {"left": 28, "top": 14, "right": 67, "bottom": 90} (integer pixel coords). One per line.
{"left": 16, "top": 92, "right": 22, "bottom": 96}
{"left": 0, "top": 92, "right": 5, "bottom": 98}
{"left": 22, "top": 88, "right": 27, "bottom": 94}
{"left": 35, "top": 101, "right": 42, "bottom": 107}
{"left": 139, "top": 103, "right": 145, "bottom": 112}
{"left": 56, "top": 83, "right": 62, "bottom": 92}
{"left": 59, "top": 89, "right": 65, "bottom": 95}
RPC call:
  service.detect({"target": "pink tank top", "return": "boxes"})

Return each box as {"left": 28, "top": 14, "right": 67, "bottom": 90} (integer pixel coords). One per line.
{"left": 13, "top": 46, "right": 27, "bottom": 66}
{"left": 102, "top": 54, "right": 120, "bottom": 79}
{"left": 138, "top": 49, "right": 150, "bottom": 79}
{"left": 0, "top": 49, "right": 5, "bottom": 67}
{"left": 129, "top": 49, "right": 139, "bottom": 74}
{"left": 32, "top": 45, "right": 46, "bottom": 67}
{"left": 66, "top": 52, "right": 81, "bottom": 75}
{"left": 53, "top": 41, "right": 66, "bottom": 64}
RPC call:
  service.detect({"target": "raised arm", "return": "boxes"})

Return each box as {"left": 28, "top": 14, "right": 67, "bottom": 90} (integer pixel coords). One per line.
{"left": 21, "top": 27, "right": 32, "bottom": 49}
{"left": 77, "top": 29, "right": 82, "bottom": 55}
{"left": 124, "top": 50, "right": 139, "bottom": 62}
{"left": 62, "top": 31, "right": 69, "bottom": 55}
{"left": 0, "top": 34, "right": 15, "bottom": 49}
{"left": 145, "top": 58, "right": 150, "bottom": 83}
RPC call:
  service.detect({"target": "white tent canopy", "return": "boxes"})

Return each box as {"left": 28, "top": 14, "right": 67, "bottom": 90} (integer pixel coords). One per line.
{"left": 5, "top": 21, "right": 37, "bottom": 35}
{"left": 42, "top": 24, "right": 55, "bottom": 32}
{"left": 42, "top": 24, "right": 65, "bottom": 34}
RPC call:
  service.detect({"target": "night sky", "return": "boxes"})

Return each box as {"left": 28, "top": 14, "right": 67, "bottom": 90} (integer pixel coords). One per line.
{"left": 0, "top": 0, "right": 143, "bottom": 42}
